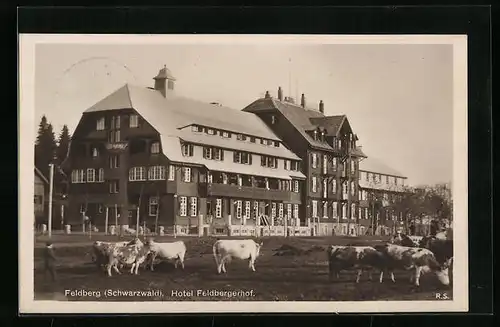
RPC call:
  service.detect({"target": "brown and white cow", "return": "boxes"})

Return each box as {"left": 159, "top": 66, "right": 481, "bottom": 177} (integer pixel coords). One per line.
{"left": 105, "top": 238, "right": 151, "bottom": 276}
{"left": 390, "top": 232, "right": 419, "bottom": 247}
{"left": 326, "top": 245, "right": 387, "bottom": 283}
{"left": 374, "top": 243, "right": 451, "bottom": 287}
{"left": 213, "top": 239, "right": 263, "bottom": 274}
{"left": 418, "top": 237, "right": 453, "bottom": 268}
{"left": 92, "top": 239, "right": 138, "bottom": 270}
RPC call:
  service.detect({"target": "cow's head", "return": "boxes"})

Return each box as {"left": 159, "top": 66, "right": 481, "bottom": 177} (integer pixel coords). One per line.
{"left": 435, "top": 266, "right": 450, "bottom": 286}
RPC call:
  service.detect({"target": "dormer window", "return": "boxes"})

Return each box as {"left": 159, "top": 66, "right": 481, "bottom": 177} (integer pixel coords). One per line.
{"left": 129, "top": 114, "right": 139, "bottom": 128}
{"left": 96, "top": 117, "right": 105, "bottom": 131}
{"left": 191, "top": 125, "right": 198, "bottom": 132}
{"left": 273, "top": 141, "right": 279, "bottom": 147}
{"left": 207, "top": 128, "right": 215, "bottom": 135}
{"left": 250, "top": 137, "right": 256, "bottom": 143}
{"left": 182, "top": 143, "right": 194, "bottom": 157}
{"left": 313, "top": 130, "right": 318, "bottom": 140}
{"left": 151, "top": 142, "right": 160, "bottom": 154}
{"left": 221, "top": 131, "right": 230, "bottom": 138}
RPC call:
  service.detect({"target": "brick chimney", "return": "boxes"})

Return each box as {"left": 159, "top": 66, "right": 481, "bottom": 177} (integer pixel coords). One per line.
{"left": 301, "top": 93, "right": 306, "bottom": 108}
{"left": 265, "top": 91, "right": 271, "bottom": 98}
{"left": 278, "top": 87, "right": 283, "bottom": 101}
{"left": 319, "top": 100, "right": 324, "bottom": 114}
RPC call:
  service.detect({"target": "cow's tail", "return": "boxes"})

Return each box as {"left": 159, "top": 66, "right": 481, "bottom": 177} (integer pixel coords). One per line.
{"left": 212, "top": 241, "right": 221, "bottom": 267}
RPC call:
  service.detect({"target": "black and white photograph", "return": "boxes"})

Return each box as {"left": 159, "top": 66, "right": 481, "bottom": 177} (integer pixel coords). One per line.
{"left": 19, "top": 34, "right": 468, "bottom": 313}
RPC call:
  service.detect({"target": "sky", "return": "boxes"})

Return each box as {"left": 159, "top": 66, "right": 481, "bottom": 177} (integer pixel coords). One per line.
{"left": 34, "top": 42, "right": 454, "bottom": 186}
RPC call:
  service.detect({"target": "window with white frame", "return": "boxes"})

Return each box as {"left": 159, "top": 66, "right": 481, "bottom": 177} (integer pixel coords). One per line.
{"left": 293, "top": 180, "right": 299, "bottom": 193}
{"left": 109, "top": 155, "right": 120, "bottom": 169}
{"left": 332, "top": 179, "right": 337, "bottom": 193}
{"left": 168, "top": 165, "right": 175, "bottom": 180}
{"left": 151, "top": 142, "right": 160, "bottom": 154}
{"left": 323, "top": 201, "right": 328, "bottom": 218}
{"left": 129, "top": 167, "right": 146, "bottom": 181}
{"left": 278, "top": 203, "right": 284, "bottom": 218}
{"left": 182, "top": 167, "right": 191, "bottom": 182}
{"left": 71, "top": 169, "right": 85, "bottom": 183}
{"left": 96, "top": 117, "right": 105, "bottom": 131}
{"left": 293, "top": 204, "right": 299, "bottom": 219}
{"left": 245, "top": 201, "right": 251, "bottom": 218}
{"left": 366, "top": 172, "right": 370, "bottom": 182}
{"left": 323, "top": 178, "right": 328, "bottom": 198}
{"left": 311, "top": 200, "right": 318, "bottom": 218}
{"left": 311, "top": 153, "right": 317, "bottom": 168}
{"left": 271, "top": 203, "right": 277, "bottom": 218}
{"left": 351, "top": 181, "right": 356, "bottom": 196}
{"left": 98, "top": 168, "right": 104, "bottom": 182}
{"left": 342, "top": 182, "right": 348, "bottom": 199}
{"left": 342, "top": 204, "right": 347, "bottom": 218}
{"left": 237, "top": 175, "right": 242, "bottom": 187}
{"left": 253, "top": 201, "right": 259, "bottom": 218}
{"left": 203, "top": 147, "right": 213, "bottom": 159}
{"left": 365, "top": 208, "right": 369, "bottom": 220}
{"left": 92, "top": 147, "right": 99, "bottom": 158}
{"left": 182, "top": 144, "right": 194, "bottom": 157}
{"left": 148, "top": 166, "right": 166, "bottom": 180}
{"left": 179, "top": 196, "right": 187, "bottom": 217}
{"left": 287, "top": 204, "right": 292, "bottom": 220}
{"left": 148, "top": 196, "right": 159, "bottom": 216}
{"left": 350, "top": 160, "right": 355, "bottom": 173}
{"left": 351, "top": 204, "right": 356, "bottom": 219}
{"left": 129, "top": 114, "right": 139, "bottom": 128}
{"left": 236, "top": 200, "right": 243, "bottom": 219}
{"left": 109, "top": 180, "right": 119, "bottom": 194}
{"left": 291, "top": 161, "right": 300, "bottom": 171}
{"left": 207, "top": 172, "right": 213, "bottom": 183}
{"left": 332, "top": 202, "right": 338, "bottom": 218}
{"left": 284, "top": 160, "right": 291, "bottom": 170}
{"left": 221, "top": 131, "right": 230, "bottom": 138}
{"left": 190, "top": 197, "right": 197, "bottom": 217}
{"left": 86, "top": 168, "right": 96, "bottom": 183}
{"left": 214, "top": 148, "right": 223, "bottom": 161}
{"left": 323, "top": 155, "right": 328, "bottom": 174}
{"left": 215, "top": 199, "right": 223, "bottom": 218}
{"left": 207, "top": 128, "right": 215, "bottom": 135}
{"left": 332, "top": 157, "right": 337, "bottom": 170}
{"left": 312, "top": 176, "right": 317, "bottom": 192}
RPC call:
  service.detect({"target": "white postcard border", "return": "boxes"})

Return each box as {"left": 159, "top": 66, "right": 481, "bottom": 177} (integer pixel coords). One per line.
{"left": 19, "top": 34, "right": 468, "bottom": 314}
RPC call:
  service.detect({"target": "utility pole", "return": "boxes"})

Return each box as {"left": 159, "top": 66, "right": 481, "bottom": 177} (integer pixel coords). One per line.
{"left": 47, "top": 163, "right": 55, "bottom": 238}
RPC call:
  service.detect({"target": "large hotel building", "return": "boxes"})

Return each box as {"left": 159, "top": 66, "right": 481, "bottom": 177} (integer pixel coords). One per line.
{"left": 61, "top": 66, "right": 408, "bottom": 236}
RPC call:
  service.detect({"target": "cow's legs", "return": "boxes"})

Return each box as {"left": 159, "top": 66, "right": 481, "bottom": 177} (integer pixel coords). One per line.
{"left": 150, "top": 253, "right": 157, "bottom": 271}
{"left": 390, "top": 271, "right": 395, "bottom": 283}
{"left": 130, "top": 264, "right": 135, "bottom": 274}
{"left": 134, "top": 262, "right": 140, "bottom": 275}
{"left": 113, "top": 264, "right": 121, "bottom": 275}
{"left": 249, "top": 257, "right": 256, "bottom": 272}
{"left": 178, "top": 253, "right": 185, "bottom": 270}
{"left": 221, "top": 256, "right": 228, "bottom": 273}
{"left": 355, "top": 269, "right": 363, "bottom": 283}
{"left": 414, "top": 266, "right": 423, "bottom": 286}
{"left": 379, "top": 270, "right": 384, "bottom": 283}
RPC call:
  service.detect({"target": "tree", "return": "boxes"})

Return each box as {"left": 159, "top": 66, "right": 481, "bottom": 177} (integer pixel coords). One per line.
{"left": 35, "top": 115, "right": 57, "bottom": 179}
{"left": 54, "top": 125, "right": 71, "bottom": 194}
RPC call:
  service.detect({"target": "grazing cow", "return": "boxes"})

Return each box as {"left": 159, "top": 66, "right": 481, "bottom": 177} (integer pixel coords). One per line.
{"left": 419, "top": 237, "right": 453, "bottom": 267}
{"left": 326, "top": 245, "right": 386, "bottom": 283}
{"left": 374, "top": 243, "right": 451, "bottom": 287}
{"left": 145, "top": 239, "right": 187, "bottom": 271}
{"left": 105, "top": 238, "right": 151, "bottom": 276}
{"left": 390, "top": 232, "right": 419, "bottom": 247}
{"left": 212, "top": 239, "right": 263, "bottom": 274}
{"left": 92, "top": 239, "right": 138, "bottom": 270}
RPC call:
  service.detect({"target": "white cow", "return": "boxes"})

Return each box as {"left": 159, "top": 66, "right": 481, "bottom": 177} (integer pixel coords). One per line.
{"left": 212, "top": 239, "right": 263, "bottom": 274}
{"left": 146, "top": 239, "right": 187, "bottom": 271}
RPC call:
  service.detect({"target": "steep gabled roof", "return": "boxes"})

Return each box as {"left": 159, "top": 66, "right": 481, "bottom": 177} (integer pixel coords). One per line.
{"left": 81, "top": 84, "right": 305, "bottom": 179}
{"left": 34, "top": 167, "right": 49, "bottom": 185}
{"left": 243, "top": 97, "right": 355, "bottom": 151}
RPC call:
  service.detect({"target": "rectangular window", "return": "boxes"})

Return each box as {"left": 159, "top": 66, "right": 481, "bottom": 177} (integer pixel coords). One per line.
{"left": 215, "top": 199, "right": 223, "bottom": 218}
{"left": 96, "top": 117, "right": 105, "bottom": 131}
{"left": 236, "top": 200, "right": 243, "bottom": 219}
{"left": 86, "top": 168, "right": 96, "bottom": 183}
{"left": 179, "top": 196, "right": 187, "bottom": 217}
{"left": 291, "top": 161, "right": 300, "bottom": 171}
{"left": 250, "top": 137, "right": 256, "bottom": 143}
{"left": 108, "top": 130, "right": 121, "bottom": 143}
{"left": 129, "top": 114, "right": 139, "bottom": 128}
{"left": 109, "top": 155, "right": 120, "bottom": 169}
{"left": 128, "top": 167, "right": 146, "bottom": 181}
{"left": 293, "top": 204, "right": 299, "bottom": 219}
{"left": 323, "top": 155, "right": 328, "bottom": 174}
{"left": 365, "top": 208, "right": 369, "bottom": 220}
{"left": 271, "top": 203, "right": 277, "bottom": 218}
{"left": 222, "top": 131, "right": 230, "bottom": 138}
{"left": 203, "top": 147, "right": 213, "bottom": 159}
{"left": 71, "top": 169, "right": 86, "bottom": 183}
{"left": 207, "top": 172, "right": 213, "bottom": 183}
{"left": 386, "top": 176, "right": 390, "bottom": 184}
{"left": 293, "top": 180, "right": 299, "bottom": 193}
{"left": 109, "top": 180, "right": 119, "bottom": 194}
{"left": 148, "top": 166, "right": 166, "bottom": 180}
{"left": 366, "top": 172, "right": 370, "bottom": 182}
{"left": 323, "top": 178, "right": 328, "bottom": 198}
{"left": 286, "top": 204, "right": 292, "bottom": 219}
{"left": 351, "top": 204, "right": 356, "bottom": 220}
{"left": 97, "top": 168, "right": 104, "bottom": 182}
{"left": 278, "top": 203, "right": 284, "bottom": 218}
{"left": 213, "top": 148, "right": 223, "bottom": 161}
{"left": 148, "top": 196, "right": 159, "bottom": 216}
{"left": 332, "top": 179, "right": 337, "bottom": 193}
{"left": 91, "top": 147, "right": 99, "bottom": 158}
{"left": 114, "top": 116, "right": 121, "bottom": 129}
{"left": 245, "top": 201, "right": 251, "bottom": 218}
{"left": 151, "top": 142, "right": 160, "bottom": 154}
{"left": 191, "top": 125, "right": 199, "bottom": 132}
{"left": 182, "top": 167, "right": 191, "bottom": 182}
{"left": 332, "top": 157, "right": 337, "bottom": 170}
{"left": 323, "top": 201, "right": 328, "bottom": 218}
{"left": 332, "top": 202, "right": 338, "bottom": 218}
{"left": 207, "top": 128, "right": 215, "bottom": 135}
{"left": 182, "top": 144, "right": 194, "bottom": 157}
{"left": 312, "top": 176, "right": 317, "bottom": 193}
{"left": 190, "top": 197, "right": 198, "bottom": 217}
{"left": 311, "top": 153, "right": 317, "bottom": 168}
{"left": 253, "top": 201, "right": 259, "bottom": 218}
{"left": 168, "top": 165, "right": 175, "bottom": 181}
{"left": 342, "top": 204, "right": 347, "bottom": 218}
{"left": 312, "top": 200, "right": 318, "bottom": 218}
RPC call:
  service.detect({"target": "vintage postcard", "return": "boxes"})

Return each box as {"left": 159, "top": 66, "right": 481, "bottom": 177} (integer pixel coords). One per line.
{"left": 19, "top": 34, "right": 468, "bottom": 313}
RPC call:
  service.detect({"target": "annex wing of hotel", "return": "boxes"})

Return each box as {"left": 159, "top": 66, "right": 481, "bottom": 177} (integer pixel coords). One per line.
{"left": 59, "top": 65, "right": 411, "bottom": 237}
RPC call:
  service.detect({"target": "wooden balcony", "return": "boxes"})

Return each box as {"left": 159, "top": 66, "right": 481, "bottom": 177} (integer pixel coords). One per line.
{"left": 206, "top": 183, "right": 292, "bottom": 201}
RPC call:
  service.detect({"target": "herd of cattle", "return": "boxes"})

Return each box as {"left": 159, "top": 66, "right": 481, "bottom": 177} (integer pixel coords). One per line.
{"left": 91, "top": 232, "right": 453, "bottom": 288}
